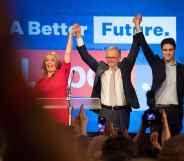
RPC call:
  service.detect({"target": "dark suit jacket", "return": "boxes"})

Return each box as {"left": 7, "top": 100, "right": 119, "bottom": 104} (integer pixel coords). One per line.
{"left": 77, "top": 33, "right": 141, "bottom": 109}
{"left": 139, "top": 32, "right": 184, "bottom": 121}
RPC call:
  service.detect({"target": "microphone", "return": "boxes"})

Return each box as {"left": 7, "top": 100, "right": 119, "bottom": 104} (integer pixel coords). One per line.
{"left": 72, "top": 70, "right": 75, "bottom": 76}
{"left": 67, "top": 70, "right": 76, "bottom": 98}
{"left": 71, "top": 70, "right": 75, "bottom": 84}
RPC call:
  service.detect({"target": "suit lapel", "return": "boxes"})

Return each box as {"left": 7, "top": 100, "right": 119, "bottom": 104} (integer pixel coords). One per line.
{"left": 176, "top": 63, "right": 182, "bottom": 99}
{"left": 96, "top": 61, "right": 109, "bottom": 76}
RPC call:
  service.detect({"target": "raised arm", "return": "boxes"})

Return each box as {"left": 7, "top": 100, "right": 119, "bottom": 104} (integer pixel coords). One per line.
{"left": 133, "top": 15, "right": 158, "bottom": 67}
{"left": 132, "top": 119, "right": 146, "bottom": 143}
{"left": 64, "top": 30, "right": 73, "bottom": 63}
{"left": 123, "top": 16, "right": 143, "bottom": 69}
{"left": 125, "top": 32, "right": 140, "bottom": 69}
{"left": 73, "top": 24, "right": 99, "bottom": 72}
{"left": 161, "top": 110, "right": 171, "bottom": 145}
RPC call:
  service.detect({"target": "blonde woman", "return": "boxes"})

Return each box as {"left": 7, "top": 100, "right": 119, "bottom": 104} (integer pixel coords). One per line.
{"left": 35, "top": 29, "right": 73, "bottom": 125}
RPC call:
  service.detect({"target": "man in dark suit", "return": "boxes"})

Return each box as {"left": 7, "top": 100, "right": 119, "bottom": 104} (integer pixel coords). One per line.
{"left": 133, "top": 15, "right": 184, "bottom": 136}
{"left": 73, "top": 23, "right": 141, "bottom": 136}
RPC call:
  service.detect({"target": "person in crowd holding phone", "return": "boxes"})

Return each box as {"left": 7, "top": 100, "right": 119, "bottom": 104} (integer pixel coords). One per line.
{"left": 133, "top": 109, "right": 171, "bottom": 157}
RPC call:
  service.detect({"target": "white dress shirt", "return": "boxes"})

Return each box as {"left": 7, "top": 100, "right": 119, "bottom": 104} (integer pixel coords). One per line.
{"left": 101, "top": 68, "right": 127, "bottom": 106}
{"left": 76, "top": 36, "right": 127, "bottom": 107}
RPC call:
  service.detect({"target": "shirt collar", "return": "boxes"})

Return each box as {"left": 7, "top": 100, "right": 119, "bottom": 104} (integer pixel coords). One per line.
{"left": 166, "top": 61, "right": 176, "bottom": 66}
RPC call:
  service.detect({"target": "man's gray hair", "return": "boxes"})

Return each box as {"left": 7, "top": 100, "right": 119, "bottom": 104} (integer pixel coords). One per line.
{"left": 105, "top": 46, "right": 121, "bottom": 55}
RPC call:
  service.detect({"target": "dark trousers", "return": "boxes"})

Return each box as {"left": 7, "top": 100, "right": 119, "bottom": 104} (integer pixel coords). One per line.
{"left": 100, "top": 104, "right": 131, "bottom": 131}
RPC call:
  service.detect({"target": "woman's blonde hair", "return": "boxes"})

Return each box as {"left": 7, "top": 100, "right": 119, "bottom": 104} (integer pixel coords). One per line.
{"left": 41, "top": 52, "right": 62, "bottom": 75}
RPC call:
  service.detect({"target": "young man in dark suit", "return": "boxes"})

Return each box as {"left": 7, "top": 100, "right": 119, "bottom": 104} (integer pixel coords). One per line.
{"left": 73, "top": 23, "right": 141, "bottom": 137}
{"left": 133, "top": 15, "right": 184, "bottom": 136}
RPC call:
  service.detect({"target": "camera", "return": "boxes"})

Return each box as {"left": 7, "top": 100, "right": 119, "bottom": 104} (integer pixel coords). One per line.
{"left": 142, "top": 109, "right": 161, "bottom": 127}
{"left": 98, "top": 115, "right": 106, "bottom": 132}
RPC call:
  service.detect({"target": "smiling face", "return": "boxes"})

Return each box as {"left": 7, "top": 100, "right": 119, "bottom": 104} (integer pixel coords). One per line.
{"left": 44, "top": 55, "right": 57, "bottom": 73}
{"left": 161, "top": 38, "right": 176, "bottom": 64}
{"left": 42, "top": 53, "right": 61, "bottom": 75}
{"left": 162, "top": 43, "right": 175, "bottom": 63}
{"left": 105, "top": 47, "right": 121, "bottom": 68}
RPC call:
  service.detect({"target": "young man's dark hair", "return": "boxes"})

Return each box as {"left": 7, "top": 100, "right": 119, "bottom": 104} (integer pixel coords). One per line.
{"left": 160, "top": 38, "right": 176, "bottom": 49}
{"left": 134, "top": 15, "right": 184, "bottom": 136}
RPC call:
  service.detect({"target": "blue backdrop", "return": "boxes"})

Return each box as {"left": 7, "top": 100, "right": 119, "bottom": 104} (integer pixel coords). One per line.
{"left": 8, "top": 0, "right": 184, "bottom": 132}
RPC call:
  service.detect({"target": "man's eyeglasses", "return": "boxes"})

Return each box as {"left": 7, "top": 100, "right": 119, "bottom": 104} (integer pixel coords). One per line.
{"left": 105, "top": 57, "right": 119, "bottom": 59}
{"left": 162, "top": 48, "right": 175, "bottom": 52}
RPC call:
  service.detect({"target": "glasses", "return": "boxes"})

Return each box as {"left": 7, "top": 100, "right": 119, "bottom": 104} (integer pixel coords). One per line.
{"left": 105, "top": 57, "right": 119, "bottom": 59}
{"left": 162, "top": 48, "right": 175, "bottom": 52}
